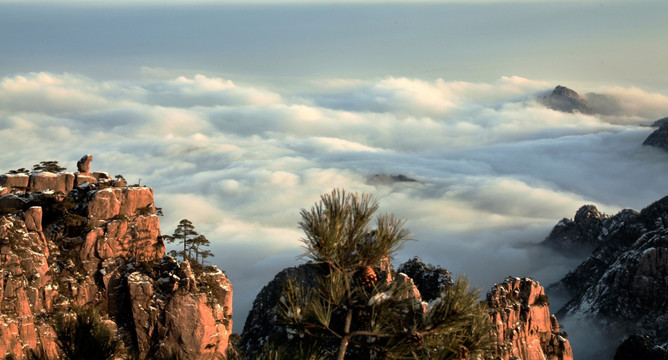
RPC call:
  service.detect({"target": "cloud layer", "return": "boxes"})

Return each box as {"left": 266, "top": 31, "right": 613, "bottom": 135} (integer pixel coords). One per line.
{"left": 1, "top": 71, "right": 667, "bottom": 335}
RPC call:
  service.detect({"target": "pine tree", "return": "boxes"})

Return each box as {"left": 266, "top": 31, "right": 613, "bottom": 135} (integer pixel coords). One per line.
{"left": 271, "top": 189, "right": 493, "bottom": 359}
{"left": 191, "top": 234, "right": 214, "bottom": 265}
{"left": 164, "top": 220, "right": 214, "bottom": 271}
{"left": 32, "top": 160, "right": 66, "bottom": 173}
{"left": 165, "top": 219, "right": 198, "bottom": 262}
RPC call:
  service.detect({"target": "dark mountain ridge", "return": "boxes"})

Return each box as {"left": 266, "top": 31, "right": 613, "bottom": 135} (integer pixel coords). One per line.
{"left": 545, "top": 196, "right": 668, "bottom": 357}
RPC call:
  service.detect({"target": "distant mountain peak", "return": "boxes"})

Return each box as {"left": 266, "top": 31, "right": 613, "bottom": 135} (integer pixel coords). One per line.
{"left": 539, "top": 85, "right": 594, "bottom": 114}
{"left": 552, "top": 85, "right": 581, "bottom": 98}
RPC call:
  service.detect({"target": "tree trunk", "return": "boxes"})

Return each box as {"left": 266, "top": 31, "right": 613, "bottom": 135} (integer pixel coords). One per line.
{"left": 183, "top": 235, "right": 188, "bottom": 261}
{"left": 336, "top": 309, "right": 354, "bottom": 360}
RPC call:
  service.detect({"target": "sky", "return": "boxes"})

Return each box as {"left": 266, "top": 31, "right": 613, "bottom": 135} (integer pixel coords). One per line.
{"left": 1, "top": 1, "right": 667, "bottom": 355}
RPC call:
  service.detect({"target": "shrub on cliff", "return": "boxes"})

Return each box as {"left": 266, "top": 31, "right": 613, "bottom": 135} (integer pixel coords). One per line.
{"left": 55, "top": 306, "right": 122, "bottom": 360}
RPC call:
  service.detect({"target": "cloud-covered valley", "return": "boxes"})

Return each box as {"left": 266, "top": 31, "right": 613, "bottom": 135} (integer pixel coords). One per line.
{"left": 1, "top": 71, "right": 667, "bottom": 334}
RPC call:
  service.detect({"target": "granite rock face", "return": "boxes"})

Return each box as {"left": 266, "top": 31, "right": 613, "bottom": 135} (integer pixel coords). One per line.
{"left": 0, "top": 157, "right": 233, "bottom": 359}
{"left": 486, "top": 277, "right": 573, "bottom": 360}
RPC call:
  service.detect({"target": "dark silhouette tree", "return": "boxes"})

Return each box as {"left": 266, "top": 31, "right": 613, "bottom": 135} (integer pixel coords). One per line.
{"left": 8, "top": 167, "right": 29, "bottom": 175}
{"left": 270, "top": 189, "right": 493, "bottom": 359}
{"left": 164, "top": 219, "right": 213, "bottom": 269}
{"left": 165, "top": 219, "right": 198, "bottom": 262}
{"left": 33, "top": 160, "right": 66, "bottom": 173}
{"left": 191, "top": 234, "right": 214, "bottom": 265}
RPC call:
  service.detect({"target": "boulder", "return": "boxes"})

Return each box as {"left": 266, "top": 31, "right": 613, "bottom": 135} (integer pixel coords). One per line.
{"left": 77, "top": 154, "right": 93, "bottom": 173}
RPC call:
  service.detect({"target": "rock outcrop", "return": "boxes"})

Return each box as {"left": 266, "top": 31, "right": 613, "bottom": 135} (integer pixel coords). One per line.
{"left": 542, "top": 204, "right": 642, "bottom": 257}
{"left": 486, "top": 277, "right": 573, "bottom": 360}
{"left": 538, "top": 85, "right": 594, "bottom": 114}
{"left": 0, "top": 156, "right": 233, "bottom": 359}
{"left": 549, "top": 196, "right": 668, "bottom": 356}
{"left": 643, "top": 122, "right": 668, "bottom": 151}
{"left": 396, "top": 256, "right": 453, "bottom": 301}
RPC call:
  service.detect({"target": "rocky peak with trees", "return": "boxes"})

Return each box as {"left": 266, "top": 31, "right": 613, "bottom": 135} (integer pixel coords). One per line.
{"left": 0, "top": 155, "right": 233, "bottom": 359}
{"left": 546, "top": 196, "right": 668, "bottom": 358}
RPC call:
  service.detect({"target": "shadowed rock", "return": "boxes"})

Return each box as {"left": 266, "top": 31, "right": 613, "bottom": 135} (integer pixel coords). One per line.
{"left": 643, "top": 123, "right": 668, "bottom": 151}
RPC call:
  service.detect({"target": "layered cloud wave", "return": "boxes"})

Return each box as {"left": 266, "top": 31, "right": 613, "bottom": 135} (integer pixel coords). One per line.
{"left": 1, "top": 71, "right": 666, "bottom": 329}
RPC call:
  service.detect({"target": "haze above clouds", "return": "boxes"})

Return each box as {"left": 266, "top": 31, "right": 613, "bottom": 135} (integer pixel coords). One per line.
{"left": 1, "top": 2, "right": 667, "bottom": 351}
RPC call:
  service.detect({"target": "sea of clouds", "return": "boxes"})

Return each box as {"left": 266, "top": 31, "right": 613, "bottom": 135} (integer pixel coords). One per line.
{"left": 1, "top": 71, "right": 667, "bottom": 340}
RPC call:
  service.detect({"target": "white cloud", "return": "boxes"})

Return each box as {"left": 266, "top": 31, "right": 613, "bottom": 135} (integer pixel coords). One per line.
{"left": 1, "top": 71, "right": 667, "bottom": 336}
{"left": 0, "top": 73, "right": 111, "bottom": 114}
{"left": 144, "top": 74, "right": 282, "bottom": 108}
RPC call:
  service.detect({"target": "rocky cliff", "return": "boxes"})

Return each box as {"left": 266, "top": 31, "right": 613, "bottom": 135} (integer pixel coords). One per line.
{"left": 486, "top": 277, "right": 573, "bottom": 360}
{"left": 547, "top": 196, "right": 668, "bottom": 356}
{"left": 0, "top": 156, "right": 233, "bottom": 359}
{"left": 241, "top": 258, "right": 572, "bottom": 359}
